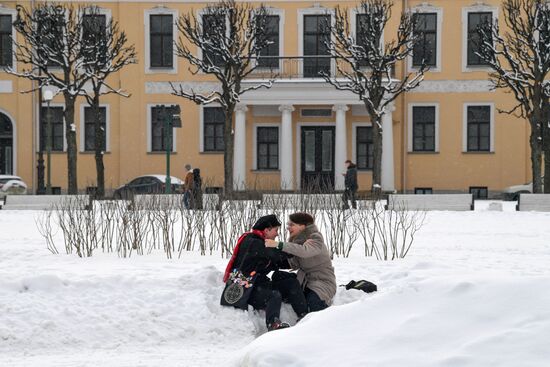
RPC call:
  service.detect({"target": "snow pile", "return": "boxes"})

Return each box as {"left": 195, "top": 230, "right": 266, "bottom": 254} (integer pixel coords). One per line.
{"left": 1, "top": 202, "right": 550, "bottom": 366}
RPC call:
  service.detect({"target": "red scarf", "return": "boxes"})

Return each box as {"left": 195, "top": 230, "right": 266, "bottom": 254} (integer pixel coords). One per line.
{"left": 222, "top": 229, "right": 265, "bottom": 282}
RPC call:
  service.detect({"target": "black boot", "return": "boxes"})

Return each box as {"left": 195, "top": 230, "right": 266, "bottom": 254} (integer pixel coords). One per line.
{"left": 267, "top": 317, "right": 290, "bottom": 331}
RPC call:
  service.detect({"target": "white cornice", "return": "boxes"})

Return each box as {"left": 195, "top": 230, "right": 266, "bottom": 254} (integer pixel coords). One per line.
{"left": 411, "top": 80, "right": 494, "bottom": 93}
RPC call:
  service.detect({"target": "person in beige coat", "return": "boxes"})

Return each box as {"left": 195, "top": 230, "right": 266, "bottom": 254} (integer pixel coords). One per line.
{"left": 265, "top": 212, "right": 336, "bottom": 312}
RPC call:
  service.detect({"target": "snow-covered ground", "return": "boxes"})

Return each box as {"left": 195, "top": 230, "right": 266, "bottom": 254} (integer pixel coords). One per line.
{"left": 1, "top": 201, "right": 550, "bottom": 367}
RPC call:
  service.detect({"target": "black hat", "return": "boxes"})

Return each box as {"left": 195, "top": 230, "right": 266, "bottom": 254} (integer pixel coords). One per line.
{"left": 289, "top": 212, "right": 314, "bottom": 226}
{"left": 252, "top": 214, "right": 282, "bottom": 230}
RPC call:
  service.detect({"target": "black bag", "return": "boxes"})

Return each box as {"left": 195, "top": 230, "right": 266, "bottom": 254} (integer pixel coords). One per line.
{"left": 220, "top": 269, "right": 257, "bottom": 310}
{"left": 342, "top": 279, "right": 377, "bottom": 293}
{"left": 220, "top": 244, "right": 257, "bottom": 310}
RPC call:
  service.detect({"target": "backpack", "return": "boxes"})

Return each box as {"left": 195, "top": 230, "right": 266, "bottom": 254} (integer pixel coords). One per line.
{"left": 342, "top": 280, "right": 377, "bottom": 293}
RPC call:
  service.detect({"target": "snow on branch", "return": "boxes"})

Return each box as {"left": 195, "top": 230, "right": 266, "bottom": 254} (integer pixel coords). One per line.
{"left": 324, "top": 0, "right": 427, "bottom": 118}
{"left": 172, "top": 0, "right": 275, "bottom": 106}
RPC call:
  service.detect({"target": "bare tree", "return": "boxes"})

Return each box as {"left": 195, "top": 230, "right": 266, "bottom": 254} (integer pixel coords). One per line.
{"left": 323, "top": 0, "right": 427, "bottom": 191}
{"left": 476, "top": 0, "right": 550, "bottom": 193}
{"left": 7, "top": 4, "right": 92, "bottom": 194}
{"left": 172, "top": 0, "right": 275, "bottom": 195}
{"left": 81, "top": 7, "right": 137, "bottom": 198}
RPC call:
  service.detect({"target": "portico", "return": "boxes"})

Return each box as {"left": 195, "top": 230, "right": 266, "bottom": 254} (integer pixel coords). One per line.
{"left": 235, "top": 80, "right": 396, "bottom": 192}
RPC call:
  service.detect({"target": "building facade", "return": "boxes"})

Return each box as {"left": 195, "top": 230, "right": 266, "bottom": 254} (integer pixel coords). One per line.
{"left": 0, "top": 0, "right": 532, "bottom": 196}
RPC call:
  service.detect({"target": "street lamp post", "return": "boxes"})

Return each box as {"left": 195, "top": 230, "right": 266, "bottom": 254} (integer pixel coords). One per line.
{"left": 43, "top": 90, "right": 54, "bottom": 195}
{"left": 156, "top": 105, "right": 181, "bottom": 194}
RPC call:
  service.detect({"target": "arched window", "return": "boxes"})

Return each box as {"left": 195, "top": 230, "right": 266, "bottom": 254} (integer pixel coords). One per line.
{"left": 0, "top": 112, "right": 13, "bottom": 174}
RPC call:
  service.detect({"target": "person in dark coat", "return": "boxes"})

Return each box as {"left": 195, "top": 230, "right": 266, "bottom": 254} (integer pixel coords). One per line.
{"left": 191, "top": 168, "right": 203, "bottom": 209}
{"left": 342, "top": 160, "right": 358, "bottom": 209}
{"left": 223, "top": 214, "right": 308, "bottom": 331}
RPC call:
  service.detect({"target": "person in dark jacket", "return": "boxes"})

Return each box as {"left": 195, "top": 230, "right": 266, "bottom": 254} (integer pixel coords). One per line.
{"left": 342, "top": 160, "right": 358, "bottom": 209}
{"left": 223, "top": 214, "right": 306, "bottom": 331}
{"left": 191, "top": 168, "right": 203, "bottom": 209}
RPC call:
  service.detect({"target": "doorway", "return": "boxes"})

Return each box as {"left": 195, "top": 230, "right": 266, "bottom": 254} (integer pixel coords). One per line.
{"left": 300, "top": 126, "right": 335, "bottom": 191}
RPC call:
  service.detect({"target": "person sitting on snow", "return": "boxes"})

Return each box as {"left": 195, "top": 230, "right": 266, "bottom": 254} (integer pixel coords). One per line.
{"left": 265, "top": 212, "right": 336, "bottom": 313}
{"left": 223, "top": 214, "right": 305, "bottom": 331}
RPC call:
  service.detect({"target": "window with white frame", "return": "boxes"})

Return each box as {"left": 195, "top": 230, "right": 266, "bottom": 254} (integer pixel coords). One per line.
{"left": 462, "top": 5, "right": 498, "bottom": 72}
{"left": 145, "top": 8, "right": 177, "bottom": 73}
{"left": 0, "top": 14, "right": 13, "bottom": 67}
{"left": 83, "top": 106, "right": 107, "bottom": 152}
{"left": 467, "top": 12, "right": 492, "bottom": 66}
{"left": 203, "top": 106, "right": 225, "bottom": 152}
{"left": 257, "top": 126, "right": 279, "bottom": 170}
{"left": 202, "top": 13, "right": 226, "bottom": 67}
{"left": 415, "top": 187, "right": 433, "bottom": 195}
{"left": 82, "top": 14, "right": 107, "bottom": 64}
{"left": 151, "top": 106, "right": 173, "bottom": 152}
{"left": 412, "top": 106, "right": 436, "bottom": 152}
{"left": 413, "top": 13, "right": 437, "bottom": 67}
{"left": 257, "top": 15, "right": 280, "bottom": 68}
{"left": 356, "top": 126, "right": 373, "bottom": 170}
{"left": 469, "top": 186, "right": 488, "bottom": 199}
{"left": 303, "top": 14, "right": 331, "bottom": 77}
{"left": 150, "top": 14, "right": 174, "bottom": 68}
{"left": 37, "top": 15, "right": 64, "bottom": 68}
{"left": 466, "top": 105, "right": 491, "bottom": 152}
{"left": 355, "top": 13, "right": 374, "bottom": 68}
{"left": 40, "top": 106, "right": 64, "bottom": 151}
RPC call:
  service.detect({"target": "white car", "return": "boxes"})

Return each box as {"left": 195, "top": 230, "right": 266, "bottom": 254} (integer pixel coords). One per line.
{"left": 502, "top": 178, "right": 544, "bottom": 200}
{"left": 0, "top": 175, "right": 28, "bottom": 198}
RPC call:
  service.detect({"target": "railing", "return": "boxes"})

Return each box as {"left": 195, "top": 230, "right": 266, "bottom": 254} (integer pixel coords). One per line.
{"left": 245, "top": 55, "right": 396, "bottom": 80}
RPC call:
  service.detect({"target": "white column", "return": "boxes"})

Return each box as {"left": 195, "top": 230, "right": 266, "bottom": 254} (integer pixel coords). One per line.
{"left": 381, "top": 103, "right": 396, "bottom": 192}
{"left": 279, "top": 105, "right": 294, "bottom": 190}
{"left": 233, "top": 104, "right": 248, "bottom": 191}
{"left": 333, "top": 104, "right": 349, "bottom": 190}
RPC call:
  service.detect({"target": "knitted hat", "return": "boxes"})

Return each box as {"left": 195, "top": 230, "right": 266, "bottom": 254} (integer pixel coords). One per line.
{"left": 289, "top": 212, "right": 314, "bottom": 226}
{"left": 252, "top": 214, "right": 282, "bottom": 230}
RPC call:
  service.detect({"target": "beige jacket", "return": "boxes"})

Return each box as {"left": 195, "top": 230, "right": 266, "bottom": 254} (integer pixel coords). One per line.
{"left": 282, "top": 224, "right": 336, "bottom": 304}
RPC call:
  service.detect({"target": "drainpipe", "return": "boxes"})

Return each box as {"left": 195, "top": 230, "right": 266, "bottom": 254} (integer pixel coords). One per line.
{"left": 31, "top": 0, "right": 37, "bottom": 193}
{"left": 401, "top": 0, "right": 408, "bottom": 193}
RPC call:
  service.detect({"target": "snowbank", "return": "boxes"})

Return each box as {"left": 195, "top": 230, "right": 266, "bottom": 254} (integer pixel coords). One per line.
{"left": 1, "top": 202, "right": 549, "bottom": 366}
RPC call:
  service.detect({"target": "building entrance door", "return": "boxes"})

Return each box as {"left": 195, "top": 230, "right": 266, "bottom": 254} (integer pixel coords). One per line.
{"left": 301, "top": 126, "right": 335, "bottom": 191}
{"left": 0, "top": 113, "right": 13, "bottom": 175}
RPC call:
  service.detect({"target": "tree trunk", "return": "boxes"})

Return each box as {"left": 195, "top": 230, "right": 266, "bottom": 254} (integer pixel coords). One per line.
{"left": 92, "top": 93, "right": 105, "bottom": 198}
{"left": 529, "top": 116, "right": 543, "bottom": 193}
{"left": 544, "top": 118, "right": 550, "bottom": 193}
{"left": 371, "top": 114, "right": 383, "bottom": 194}
{"left": 223, "top": 105, "right": 235, "bottom": 197}
{"left": 64, "top": 95, "right": 78, "bottom": 194}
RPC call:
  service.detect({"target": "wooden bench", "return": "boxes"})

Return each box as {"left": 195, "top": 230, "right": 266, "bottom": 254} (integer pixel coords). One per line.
{"left": 261, "top": 193, "right": 343, "bottom": 209}
{"left": 386, "top": 194, "right": 474, "bottom": 211}
{"left": 516, "top": 194, "right": 550, "bottom": 211}
{"left": 1, "top": 195, "right": 90, "bottom": 210}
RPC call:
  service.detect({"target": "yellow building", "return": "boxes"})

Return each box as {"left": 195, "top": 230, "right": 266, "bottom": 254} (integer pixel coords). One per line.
{"left": 0, "top": 0, "right": 531, "bottom": 197}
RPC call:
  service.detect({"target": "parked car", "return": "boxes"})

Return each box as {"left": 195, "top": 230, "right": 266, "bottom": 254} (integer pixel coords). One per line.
{"left": 502, "top": 178, "right": 544, "bottom": 201}
{"left": 113, "top": 175, "right": 184, "bottom": 199}
{"left": 0, "top": 175, "right": 28, "bottom": 199}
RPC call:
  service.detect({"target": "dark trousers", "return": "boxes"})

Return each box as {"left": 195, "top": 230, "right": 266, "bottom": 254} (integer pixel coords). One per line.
{"left": 183, "top": 191, "right": 191, "bottom": 209}
{"left": 304, "top": 288, "right": 328, "bottom": 312}
{"left": 247, "top": 282, "right": 281, "bottom": 325}
{"left": 272, "top": 271, "right": 308, "bottom": 317}
{"left": 342, "top": 188, "right": 357, "bottom": 209}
